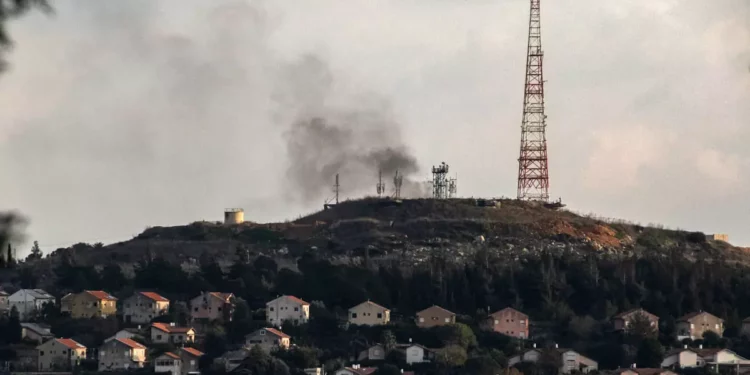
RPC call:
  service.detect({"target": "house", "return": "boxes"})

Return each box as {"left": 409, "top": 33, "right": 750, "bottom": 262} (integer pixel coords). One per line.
{"left": 305, "top": 368, "right": 324, "bottom": 375}
{"left": 154, "top": 352, "right": 182, "bottom": 375}
{"left": 661, "top": 348, "right": 699, "bottom": 368}
{"left": 20, "top": 323, "right": 53, "bottom": 343}
{"left": 215, "top": 349, "right": 250, "bottom": 372}
{"left": 98, "top": 338, "right": 147, "bottom": 371}
{"left": 335, "top": 365, "right": 377, "bottom": 375}
{"left": 349, "top": 301, "right": 390, "bottom": 326}
{"left": 123, "top": 291, "right": 170, "bottom": 324}
{"left": 676, "top": 311, "right": 724, "bottom": 340}
{"left": 613, "top": 309, "right": 660, "bottom": 332}
{"left": 151, "top": 322, "right": 196, "bottom": 344}
{"left": 60, "top": 290, "right": 118, "bottom": 319}
{"left": 8, "top": 289, "right": 55, "bottom": 320}
{"left": 695, "top": 348, "right": 750, "bottom": 369}
{"left": 266, "top": 295, "right": 311, "bottom": 325}
{"left": 402, "top": 344, "right": 434, "bottom": 365}
{"left": 509, "top": 347, "right": 599, "bottom": 374}
{"left": 415, "top": 305, "right": 456, "bottom": 328}
{"left": 0, "top": 289, "right": 8, "bottom": 312}
{"left": 244, "top": 328, "right": 291, "bottom": 353}
{"left": 616, "top": 368, "right": 677, "bottom": 375}
{"left": 179, "top": 347, "right": 204, "bottom": 375}
{"left": 484, "top": 307, "right": 530, "bottom": 339}
{"left": 190, "top": 292, "right": 235, "bottom": 322}
{"left": 104, "top": 328, "right": 144, "bottom": 343}
{"left": 36, "top": 338, "right": 87, "bottom": 371}
{"left": 357, "top": 344, "right": 387, "bottom": 361}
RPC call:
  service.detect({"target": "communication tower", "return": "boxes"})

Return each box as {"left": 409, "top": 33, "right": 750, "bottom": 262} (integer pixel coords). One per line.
{"left": 516, "top": 0, "right": 550, "bottom": 202}
{"left": 376, "top": 170, "right": 386, "bottom": 197}
{"left": 393, "top": 170, "right": 403, "bottom": 199}
{"left": 431, "top": 162, "right": 453, "bottom": 199}
{"left": 324, "top": 174, "right": 340, "bottom": 210}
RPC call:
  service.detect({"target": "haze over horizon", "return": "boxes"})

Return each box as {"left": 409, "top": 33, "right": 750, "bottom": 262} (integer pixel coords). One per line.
{"left": 0, "top": 0, "right": 748, "bottom": 254}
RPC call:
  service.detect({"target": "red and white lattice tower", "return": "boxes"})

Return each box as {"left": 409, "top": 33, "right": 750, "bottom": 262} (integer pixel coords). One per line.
{"left": 517, "top": 0, "right": 550, "bottom": 202}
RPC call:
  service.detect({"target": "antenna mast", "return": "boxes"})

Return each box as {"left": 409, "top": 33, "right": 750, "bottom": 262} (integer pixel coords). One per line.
{"left": 393, "top": 170, "right": 403, "bottom": 199}
{"left": 376, "top": 170, "right": 386, "bottom": 197}
{"left": 517, "top": 0, "right": 550, "bottom": 202}
{"left": 334, "top": 173, "right": 340, "bottom": 204}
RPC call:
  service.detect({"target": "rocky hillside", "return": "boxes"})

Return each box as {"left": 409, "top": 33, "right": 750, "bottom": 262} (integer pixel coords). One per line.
{"left": 40, "top": 198, "right": 749, "bottom": 271}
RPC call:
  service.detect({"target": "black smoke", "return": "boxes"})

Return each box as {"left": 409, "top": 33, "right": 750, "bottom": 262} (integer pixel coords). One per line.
{"left": 279, "top": 55, "right": 421, "bottom": 203}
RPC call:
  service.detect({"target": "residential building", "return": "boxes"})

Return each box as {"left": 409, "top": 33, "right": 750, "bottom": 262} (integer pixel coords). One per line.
{"left": 357, "top": 344, "right": 386, "bottom": 361}
{"left": 266, "top": 295, "right": 310, "bottom": 325}
{"left": 8, "top": 289, "right": 55, "bottom": 321}
{"left": 676, "top": 311, "right": 724, "bottom": 340}
{"left": 484, "top": 307, "right": 529, "bottom": 339}
{"left": 616, "top": 368, "right": 677, "bottom": 375}
{"left": 151, "top": 322, "right": 196, "bottom": 344}
{"left": 215, "top": 349, "right": 250, "bottom": 372}
{"left": 348, "top": 301, "right": 390, "bottom": 326}
{"left": 695, "top": 348, "right": 750, "bottom": 369}
{"left": 154, "top": 352, "right": 182, "bottom": 375}
{"left": 509, "top": 347, "right": 599, "bottom": 374}
{"left": 98, "top": 338, "right": 147, "bottom": 371}
{"left": 123, "top": 291, "right": 170, "bottom": 324}
{"left": 335, "top": 365, "right": 376, "bottom": 375}
{"left": 36, "top": 338, "right": 86, "bottom": 371}
{"left": 179, "top": 347, "right": 204, "bottom": 375}
{"left": 104, "top": 328, "right": 144, "bottom": 343}
{"left": 415, "top": 305, "right": 456, "bottom": 328}
{"left": 661, "top": 348, "right": 699, "bottom": 368}
{"left": 190, "top": 292, "right": 235, "bottom": 322}
{"left": 0, "top": 289, "right": 8, "bottom": 312}
{"left": 60, "top": 290, "right": 117, "bottom": 319}
{"left": 305, "top": 368, "right": 324, "bottom": 375}
{"left": 403, "top": 344, "right": 433, "bottom": 365}
{"left": 613, "top": 309, "right": 660, "bottom": 332}
{"left": 244, "top": 328, "right": 291, "bottom": 353}
{"left": 20, "top": 323, "right": 53, "bottom": 343}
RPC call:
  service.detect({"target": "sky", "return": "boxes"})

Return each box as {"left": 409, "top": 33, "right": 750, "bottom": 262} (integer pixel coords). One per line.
{"left": 0, "top": 0, "right": 748, "bottom": 254}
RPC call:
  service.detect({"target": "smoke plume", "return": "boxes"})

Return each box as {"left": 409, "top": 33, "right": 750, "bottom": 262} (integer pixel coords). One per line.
{"left": 278, "top": 54, "right": 421, "bottom": 203}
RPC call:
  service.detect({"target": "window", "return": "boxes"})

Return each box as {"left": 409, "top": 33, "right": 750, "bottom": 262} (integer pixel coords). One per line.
{"left": 260, "top": 330, "right": 266, "bottom": 335}
{"left": 419, "top": 317, "right": 424, "bottom": 322}
{"left": 494, "top": 320, "right": 499, "bottom": 324}
{"left": 352, "top": 313, "right": 357, "bottom": 318}
{"left": 716, "top": 324, "right": 720, "bottom": 329}
{"left": 218, "top": 307, "right": 222, "bottom": 312}
{"left": 190, "top": 360, "right": 195, "bottom": 366}
{"left": 294, "top": 307, "right": 299, "bottom": 312}
{"left": 445, "top": 318, "right": 450, "bottom": 323}
{"left": 157, "top": 335, "right": 163, "bottom": 340}
{"left": 270, "top": 307, "right": 275, "bottom": 312}
{"left": 40, "top": 351, "right": 45, "bottom": 356}
{"left": 194, "top": 308, "right": 198, "bottom": 312}
{"left": 377, "top": 313, "right": 382, "bottom": 318}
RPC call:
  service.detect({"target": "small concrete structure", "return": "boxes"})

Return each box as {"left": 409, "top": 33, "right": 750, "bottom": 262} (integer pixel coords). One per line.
{"left": 706, "top": 234, "right": 729, "bottom": 243}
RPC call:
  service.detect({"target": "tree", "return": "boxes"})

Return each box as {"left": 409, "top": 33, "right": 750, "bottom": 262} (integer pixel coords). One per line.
{"left": 627, "top": 312, "right": 658, "bottom": 341}
{"left": 436, "top": 345, "right": 468, "bottom": 367}
{"left": 234, "top": 345, "right": 290, "bottom": 375}
{"left": 26, "top": 240, "right": 42, "bottom": 261}
{"left": 381, "top": 330, "right": 397, "bottom": 353}
{"left": 465, "top": 354, "right": 503, "bottom": 375}
{"left": 636, "top": 339, "right": 664, "bottom": 368}
{"left": 7, "top": 306, "right": 22, "bottom": 344}
{"left": 436, "top": 323, "right": 477, "bottom": 349}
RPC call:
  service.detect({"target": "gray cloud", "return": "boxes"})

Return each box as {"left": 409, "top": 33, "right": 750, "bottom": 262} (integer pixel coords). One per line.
{"left": 0, "top": 0, "right": 747, "bottom": 254}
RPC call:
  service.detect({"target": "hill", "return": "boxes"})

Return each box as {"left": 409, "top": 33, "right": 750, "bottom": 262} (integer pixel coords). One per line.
{"left": 39, "top": 198, "right": 749, "bottom": 270}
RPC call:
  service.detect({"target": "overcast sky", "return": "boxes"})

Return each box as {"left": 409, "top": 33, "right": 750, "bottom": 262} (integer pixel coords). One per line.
{"left": 0, "top": 0, "right": 748, "bottom": 253}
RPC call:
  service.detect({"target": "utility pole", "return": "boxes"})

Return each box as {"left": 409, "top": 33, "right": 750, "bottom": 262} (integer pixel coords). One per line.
{"left": 517, "top": 0, "right": 550, "bottom": 202}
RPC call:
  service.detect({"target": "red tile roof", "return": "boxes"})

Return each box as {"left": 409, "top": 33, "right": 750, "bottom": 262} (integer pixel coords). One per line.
{"left": 163, "top": 352, "right": 180, "bottom": 360}
{"left": 151, "top": 323, "right": 194, "bottom": 334}
{"left": 678, "top": 311, "right": 722, "bottom": 322}
{"left": 490, "top": 307, "right": 528, "bottom": 318}
{"left": 351, "top": 300, "right": 389, "bottom": 311}
{"left": 56, "top": 338, "right": 86, "bottom": 350}
{"left": 283, "top": 295, "right": 310, "bottom": 306}
{"left": 116, "top": 338, "right": 146, "bottom": 349}
{"left": 209, "top": 292, "right": 234, "bottom": 302}
{"left": 181, "top": 347, "right": 204, "bottom": 357}
{"left": 346, "top": 367, "right": 377, "bottom": 375}
{"left": 417, "top": 305, "right": 455, "bottom": 317}
{"left": 139, "top": 292, "right": 169, "bottom": 302}
{"left": 264, "top": 328, "right": 291, "bottom": 339}
{"left": 85, "top": 290, "right": 117, "bottom": 301}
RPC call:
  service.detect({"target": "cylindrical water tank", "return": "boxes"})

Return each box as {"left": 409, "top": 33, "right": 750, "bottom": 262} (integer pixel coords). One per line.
{"left": 224, "top": 208, "right": 244, "bottom": 224}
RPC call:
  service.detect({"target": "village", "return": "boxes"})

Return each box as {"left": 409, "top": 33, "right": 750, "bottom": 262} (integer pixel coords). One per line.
{"left": 2, "top": 288, "right": 750, "bottom": 375}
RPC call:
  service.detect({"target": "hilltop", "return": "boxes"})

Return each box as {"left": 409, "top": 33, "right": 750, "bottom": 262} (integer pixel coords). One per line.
{"left": 39, "top": 198, "right": 748, "bottom": 271}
